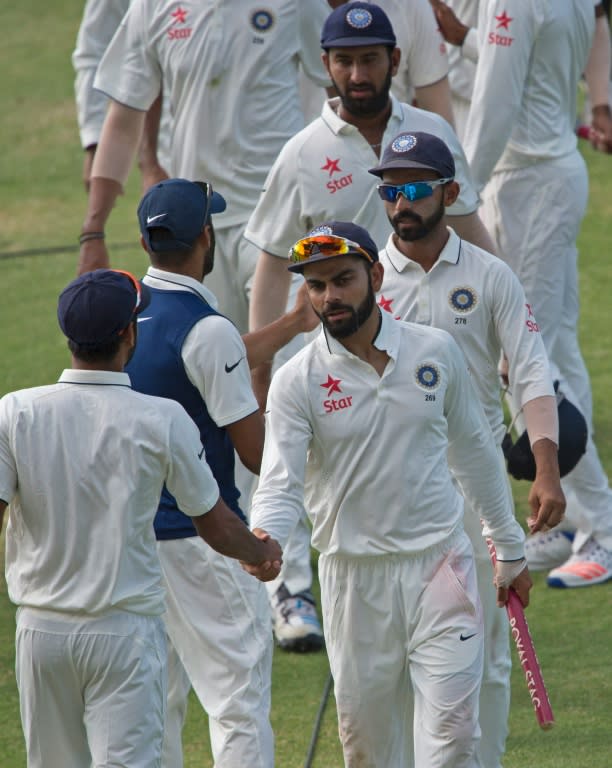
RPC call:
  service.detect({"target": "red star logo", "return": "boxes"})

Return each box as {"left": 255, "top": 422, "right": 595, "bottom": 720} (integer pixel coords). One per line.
{"left": 321, "top": 157, "right": 342, "bottom": 177}
{"left": 495, "top": 11, "right": 512, "bottom": 29}
{"left": 526, "top": 303, "right": 534, "bottom": 317}
{"left": 321, "top": 374, "right": 342, "bottom": 396}
{"left": 171, "top": 6, "right": 187, "bottom": 24}
{"left": 378, "top": 295, "right": 394, "bottom": 313}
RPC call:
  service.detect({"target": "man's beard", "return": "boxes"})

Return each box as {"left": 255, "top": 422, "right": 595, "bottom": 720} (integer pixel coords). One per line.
{"left": 332, "top": 67, "right": 392, "bottom": 118}
{"left": 319, "top": 279, "right": 376, "bottom": 339}
{"left": 391, "top": 196, "right": 445, "bottom": 242}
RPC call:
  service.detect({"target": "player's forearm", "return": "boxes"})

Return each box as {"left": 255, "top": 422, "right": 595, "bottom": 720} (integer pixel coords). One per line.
{"left": 585, "top": 12, "right": 612, "bottom": 110}
{"left": 244, "top": 313, "right": 304, "bottom": 369}
{"left": 448, "top": 212, "right": 496, "bottom": 254}
{"left": 414, "top": 78, "right": 456, "bottom": 128}
{"left": 89, "top": 100, "right": 145, "bottom": 189}
{"left": 192, "top": 496, "right": 278, "bottom": 565}
{"left": 138, "top": 91, "right": 163, "bottom": 175}
{"left": 249, "top": 250, "right": 293, "bottom": 331}
{"left": 522, "top": 395, "right": 558, "bottom": 448}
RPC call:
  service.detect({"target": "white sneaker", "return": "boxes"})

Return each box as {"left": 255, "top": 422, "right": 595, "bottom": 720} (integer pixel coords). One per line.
{"left": 525, "top": 529, "right": 574, "bottom": 571}
{"left": 272, "top": 583, "right": 324, "bottom": 653}
{"left": 547, "top": 537, "right": 612, "bottom": 588}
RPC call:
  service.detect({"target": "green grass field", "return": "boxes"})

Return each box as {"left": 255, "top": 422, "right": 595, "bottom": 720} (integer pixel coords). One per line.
{"left": 1, "top": 2, "right": 611, "bottom": 766}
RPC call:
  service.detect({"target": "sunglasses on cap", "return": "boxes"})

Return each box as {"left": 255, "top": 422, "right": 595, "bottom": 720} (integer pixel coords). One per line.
{"left": 289, "top": 235, "right": 374, "bottom": 265}
{"left": 376, "top": 178, "right": 454, "bottom": 203}
{"left": 193, "top": 180, "right": 214, "bottom": 222}
{"left": 111, "top": 269, "right": 146, "bottom": 329}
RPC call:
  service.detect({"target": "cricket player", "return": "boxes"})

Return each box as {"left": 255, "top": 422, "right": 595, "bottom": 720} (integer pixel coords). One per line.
{"left": 372, "top": 130, "right": 564, "bottom": 767}
{"left": 299, "top": 0, "right": 455, "bottom": 126}
{"left": 246, "top": 2, "right": 493, "bottom": 637}
{"left": 126, "top": 178, "right": 318, "bottom": 766}
{"left": 462, "top": 0, "right": 612, "bottom": 587}
{"left": 249, "top": 220, "right": 532, "bottom": 768}
{"left": 0, "top": 269, "right": 281, "bottom": 768}
{"left": 77, "top": 0, "right": 332, "bottom": 335}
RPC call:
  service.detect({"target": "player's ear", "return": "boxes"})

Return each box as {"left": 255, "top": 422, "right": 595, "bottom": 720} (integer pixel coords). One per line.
{"left": 444, "top": 180, "right": 460, "bottom": 208}
{"left": 139, "top": 234, "right": 149, "bottom": 254}
{"left": 370, "top": 261, "right": 384, "bottom": 293}
{"left": 322, "top": 51, "right": 331, "bottom": 76}
{"left": 390, "top": 47, "right": 401, "bottom": 77}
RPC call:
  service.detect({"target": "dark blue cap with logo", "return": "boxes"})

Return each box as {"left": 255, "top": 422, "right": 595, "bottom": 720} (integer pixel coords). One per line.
{"left": 321, "top": 2, "right": 397, "bottom": 49}
{"left": 57, "top": 269, "right": 151, "bottom": 345}
{"left": 288, "top": 220, "right": 379, "bottom": 273}
{"left": 137, "top": 178, "right": 227, "bottom": 253}
{"left": 369, "top": 131, "right": 456, "bottom": 179}
{"left": 502, "top": 383, "right": 588, "bottom": 481}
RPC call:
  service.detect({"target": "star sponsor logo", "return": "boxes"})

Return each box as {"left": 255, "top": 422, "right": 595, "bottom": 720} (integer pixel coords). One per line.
{"left": 525, "top": 303, "right": 540, "bottom": 333}
{"left": 321, "top": 157, "right": 353, "bottom": 195}
{"left": 488, "top": 9, "right": 514, "bottom": 47}
{"left": 321, "top": 374, "right": 353, "bottom": 414}
{"left": 378, "top": 295, "right": 394, "bottom": 313}
{"left": 168, "top": 5, "right": 192, "bottom": 40}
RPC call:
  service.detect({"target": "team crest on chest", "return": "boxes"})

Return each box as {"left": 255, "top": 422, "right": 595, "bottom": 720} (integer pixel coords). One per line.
{"left": 415, "top": 363, "right": 440, "bottom": 391}
{"left": 250, "top": 9, "right": 275, "bottom": 32}
{"left": 449, "top": 286, "right": 478, "bottom": 314}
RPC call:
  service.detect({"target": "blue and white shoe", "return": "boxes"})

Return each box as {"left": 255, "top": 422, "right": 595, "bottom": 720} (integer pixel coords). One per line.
{"left": 525, "top": 528, "right": 574, "bottom": 571}
{"left": 272, "top": 583, "right": 324, "bottom": 653}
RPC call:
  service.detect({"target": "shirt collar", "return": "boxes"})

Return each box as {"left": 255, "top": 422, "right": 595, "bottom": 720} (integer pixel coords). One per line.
{"left": 381, "top": 227, "right": 461, "bottom": 273}
{"left": 143, "top": 267, "right": 219, "bottom": 309}
{"left": 320, "top": 307, "right": 400, "bottom": 360}
{"left": 321, "top": 94, "right": 403, "bottom": 137}
{"left": 58, "top": 369, "right": 132, "bottom": 387}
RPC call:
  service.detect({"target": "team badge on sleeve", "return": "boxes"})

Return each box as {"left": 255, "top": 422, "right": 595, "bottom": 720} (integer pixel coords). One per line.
{"left": 415, "top": 363, "right": 440, "bottom": 390}
{"left": 449, "top": 286, "right": 478, "bottom": 314}
{"left": 251, "top": 9, "right": 275, "bottom": 32}
{"left": 346, "top": 8, "right": 373, "bottom": 28}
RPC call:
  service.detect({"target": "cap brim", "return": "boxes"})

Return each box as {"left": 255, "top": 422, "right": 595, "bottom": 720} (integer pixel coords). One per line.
{"left": 368, "top": 159, "right": 442, "bottom": 177}
{"left": 209, "top": 190, "right": 226, "bottom": 215}
{"left": 322, "top": 36, "right": 396, "bottom": 48}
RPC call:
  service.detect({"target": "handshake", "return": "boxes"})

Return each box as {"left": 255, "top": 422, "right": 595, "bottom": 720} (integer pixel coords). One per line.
{"left": 241, "top": 528, "right": 283, "bottom": 582}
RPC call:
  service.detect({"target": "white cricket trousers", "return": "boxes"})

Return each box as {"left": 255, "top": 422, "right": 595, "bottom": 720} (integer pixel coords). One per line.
{"left": 16, "top": 606, "right": 167, "bottom": 768}
{"left": 319, "top": 529, "right": 484, "bottom": 768}
{"left": 482, "top": 154, "right": 612, "bottom": 552}
{"left": 157, "top": 537, "right": 274, "bottom": 768}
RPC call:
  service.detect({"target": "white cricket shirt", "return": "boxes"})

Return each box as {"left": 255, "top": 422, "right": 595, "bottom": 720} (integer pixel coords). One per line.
{"left": 94, "top": 0, "right": 331, "bottom": 227}
{"left": 250, "top": 310, "right": 525, "bottom": 561}
{"left": 245, "top": 94, "right": 479, "bottom": 258}
{"left": 72, "top": 0, "right": 131, "bottom": 148}
{"left": 445, "top": 0, "right": 479, "bottom": 103}
{"left": 464, "top": 0, "right": 595, "bottom": 190}
{"left": 0, "top": 370, "right": 220, "bottom": 615}
{"left": 142, "top": 268, "right": 259, "bottom": 427}
{"left": 378, "top": 227, "right": 555, "bottom": 443}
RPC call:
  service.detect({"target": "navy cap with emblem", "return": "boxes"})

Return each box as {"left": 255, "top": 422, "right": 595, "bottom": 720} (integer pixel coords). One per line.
{"left": 137, "top": 178, "right": 226, "bottom": 253}
{"left": 57, "top": 269, "right": 151, "bottom": 345}
{"left": 502, "top": 383, "right": 588, "bottom": 481}
{"left": 369, "top": 131, "right": 456, "bottom": 179}
{"left": 288, "top": 220, "right": 379, "bottom": 273}
{"left": 321, "top": 2, "right": 397, "bottom": 49}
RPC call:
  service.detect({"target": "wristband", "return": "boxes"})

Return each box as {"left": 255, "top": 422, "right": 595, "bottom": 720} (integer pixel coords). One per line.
{"left": 79, "top": 231, "right": 105, "bottom": 245}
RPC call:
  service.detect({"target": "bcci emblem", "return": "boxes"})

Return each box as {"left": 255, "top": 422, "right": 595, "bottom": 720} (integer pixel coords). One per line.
{"left": 251, "top": 9, "right": 274, "bottom": 31}
{"left": 449, "top": 286, "right": 478, "bottom": 314}
{"left": 391, "top": 134, "right": 417, "bottom": 153}
{"left": 415, "top": 363, "right": 440, "bottom": 390}
{"left": 308, "top": 225, "right": 334, "bottom": 236}
{"left": 346, "top": 8, "right": 373, "bottom": 29}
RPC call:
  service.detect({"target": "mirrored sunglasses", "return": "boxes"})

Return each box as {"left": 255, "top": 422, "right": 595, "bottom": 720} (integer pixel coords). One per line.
{"left": 376, "top": 178, "right": 454, "bottom": 203}
{"left": 289, "top": 235, "right": 374, "bottom": 264}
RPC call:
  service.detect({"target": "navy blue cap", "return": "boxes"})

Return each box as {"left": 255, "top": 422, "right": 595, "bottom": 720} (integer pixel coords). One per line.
{"left": 369, "top": 132, "right": 456, "bottom": 179}
{"left": 137, "top": 178, "right": 226, "bottom": 253}
{"left": 502, "top": 385, "right": 588, "bottom": 481}
{"left": 57, "top": 269, "right": 151, "bottom": 345}
{"left": 321, "top": 2, "right": 397, "bottom": 49}
{"left": 288, "top": 221, "right": 379, "bottom": 273}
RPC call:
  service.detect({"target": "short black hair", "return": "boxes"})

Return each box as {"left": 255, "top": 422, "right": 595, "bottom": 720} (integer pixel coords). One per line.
{"left": 67, "top": 336, "right": 122, "bottom": 363}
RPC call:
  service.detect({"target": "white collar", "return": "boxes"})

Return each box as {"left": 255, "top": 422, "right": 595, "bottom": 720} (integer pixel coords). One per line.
{"left": 143, "top": 267, "right": 219, "bottom": 309}
{"left": 58, "top": 369, "right": 131, "bottom": 387}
